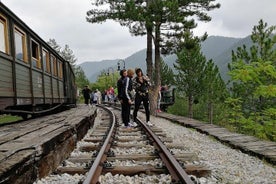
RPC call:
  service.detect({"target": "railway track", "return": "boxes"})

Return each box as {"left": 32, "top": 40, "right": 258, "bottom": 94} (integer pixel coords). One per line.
{"left": 35, "top": 105, "right": 210, "bottom": 183}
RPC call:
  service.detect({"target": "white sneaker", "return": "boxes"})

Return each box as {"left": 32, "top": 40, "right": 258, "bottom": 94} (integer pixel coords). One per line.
{"left": 129, "top": 121, "right": 137, "bottom": 127}
{"left": 132, "top": 121, "right": 138, "bottom": 127}
{"left": 146, "top": 121, "right": 153, "bottom": 126}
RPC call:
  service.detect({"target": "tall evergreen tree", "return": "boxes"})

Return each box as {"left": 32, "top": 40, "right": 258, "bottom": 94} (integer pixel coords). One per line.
{"left": 47, "top": 39, "right": 61, "bottom": 54}
{"left": 202, "top": 60, "right": 227, "bottom": 123}
{"left": 229, "top": 20, "right": 276, "bottom": 117}
{"left": 160, "top": 59, "right": 174, "bottom": 86}
{"left": 227, "top": 20, "right": 276, "bottom": 140}
{"left": 75, "top": 66, "right": 90, "bottom": 89}
{"left": 48, "top": 39, "right": 78, "bottom": 72}
{"left": 86, "top": 0, "right": 220, "bottom": 113}
{"left": 174, "top": 32, "right": 206, "bottom": 118}
{"left": 60, "top": 44, "right": 77, "bottom": 70}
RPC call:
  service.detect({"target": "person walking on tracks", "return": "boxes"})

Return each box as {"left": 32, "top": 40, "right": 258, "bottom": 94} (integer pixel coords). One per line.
{"left": 82, "top": 85, "right": 91, "bottom": 105}
{"left": 121, "top": 69, "right": 135, "bottom": 128}
{"left": 132, "top": 68, "right": 153, "bottom": 126}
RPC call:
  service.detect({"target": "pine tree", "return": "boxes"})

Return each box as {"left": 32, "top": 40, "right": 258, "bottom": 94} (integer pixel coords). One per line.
{"left": 86, "top": 0, "right": 220, "bottom": 113}
{"left": 47, "top": 39, "right": 61, "bottom": 54}
{"left": 202, "top": 60, "right": 227, "bottom": 123}
{"left": 227, "top": 20, "right": 276, "bottom": 140}
{"left": 60, "top": 44, "right": 77, "bottom": 70}
{"left": 229, "top": 20, "right": 276, "bottom": 116}
{"left": 174, "top": 32, "right": 206, "bottom": 118}
{"left": 75, "top": 66, "right": 90, "bottom": 89}
{"left": 160, "top": 59, "right": 174, "bottom": 86}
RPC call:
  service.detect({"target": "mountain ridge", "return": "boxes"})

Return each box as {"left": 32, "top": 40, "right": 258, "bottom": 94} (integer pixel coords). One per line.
{"left": 79, "top": 35, "right": 253, "bottom": 82}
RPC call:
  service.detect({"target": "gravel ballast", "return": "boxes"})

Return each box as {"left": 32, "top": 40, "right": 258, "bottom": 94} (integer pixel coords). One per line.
{"left": 140, "top": 114, "right": 276, "bottom": 184}
{"left": 33, "top": 108, "right": 276, "bottom": 184}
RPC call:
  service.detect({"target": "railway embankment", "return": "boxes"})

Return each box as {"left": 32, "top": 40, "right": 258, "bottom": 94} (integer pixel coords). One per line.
{"left": 0, "top": 105, "right": 96, "bottom": 184}
{"left": 156, "top": 112, "right": 276, "bottom": 165}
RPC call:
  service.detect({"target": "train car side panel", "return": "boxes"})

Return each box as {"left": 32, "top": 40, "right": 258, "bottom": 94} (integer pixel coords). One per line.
{"left": 32, "top": 70, "right": 44, "bottom": 105}
{"left": 52, "top": 78, "right": 59, "bottom": 103}
{"left": 0, "top": 2, "right": 76, "bottom": 116}
{"left": 63, "top": 62, "right": 76, "bottom": 104}
{"left": 44, "top": 75, "right": 52, "bottom": 99}
{"left": 0, "top": 55, "right": 14, "bottom": 110}
{"left": 59, "top": 80, "right": 65, "bottom": 103}
{"left": 0, "top": 56, "right": 13, "bottom": 97}
{"left": 32, "top": 70, "right": 43, "bottom": 97}
{"left": 15, "top": 63, "right": 32, "bottom": 105}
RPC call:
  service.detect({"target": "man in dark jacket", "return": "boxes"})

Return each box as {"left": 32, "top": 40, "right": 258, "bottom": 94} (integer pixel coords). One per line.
{"left": 117, "top": 69, "right": 127, "bottom": 124}
{"left": 121, "top": 69, "right": 134, "bottom": 128}
{"left": 82, "top": 85, "right": 91, "bottom": 105}
{"left": 117, "top": 69, "right": 127, "bottom": 103}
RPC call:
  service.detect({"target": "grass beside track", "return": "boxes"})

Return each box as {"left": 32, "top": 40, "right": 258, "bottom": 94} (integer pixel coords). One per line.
{"left": 0, "top": 115, "right": 22, "bottom": 125}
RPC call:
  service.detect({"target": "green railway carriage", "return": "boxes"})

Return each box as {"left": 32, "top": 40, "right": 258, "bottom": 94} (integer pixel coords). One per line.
{"left": 0, "top": 2, "right": 76, "bottom": 118}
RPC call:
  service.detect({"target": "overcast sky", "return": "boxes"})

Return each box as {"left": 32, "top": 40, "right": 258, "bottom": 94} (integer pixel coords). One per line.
{"left": 2, "top": 0, "right": 276, "bottom": 64}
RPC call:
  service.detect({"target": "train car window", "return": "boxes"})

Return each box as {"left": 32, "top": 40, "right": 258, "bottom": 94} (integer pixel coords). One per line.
{"left": 58, "top": 61, "right": 63, "bottom": 79}
{"left": 51, "top": 55, "right": 57, "bottom": 76}
{"left": 0, "top": 14, "right": 9, "bottom": 54}
{"left": 14, "top": 26, "right": 27, "bottom": 62}
{"left": 42, "top": 49, "right": 51, "bottom": 73}
{"left": 31, "top": 39, "right": 41, "bottom": 69}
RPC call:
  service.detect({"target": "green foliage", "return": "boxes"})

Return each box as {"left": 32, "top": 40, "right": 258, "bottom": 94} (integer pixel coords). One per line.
{"left": 160, "top": 59, "right": 174, "bottom": 86}
{"left": 227, "top": 20, "right": 276, "bottom": 141}
{"left": 174, "top": 31, "right": 208, "bottom": 118}
{"left": 87, "top": 0, "right": 220, "bottom": 113}
{"left": 91, "top": 70, "right": 120, "bottom": 92}
{"left": 75, "top": 66, "right": 90, "bottom": 89}
{"left": 201, "top": 60, "right": 228, "bottom": 123}
{"left": 170, "top": 20, "right": 276, "bottom": 141}
{"left": 224, "top": 97, "right": 245, "bottom": 129}
{"left": 174, "top": 32, "right": 205, "bottom": 95}
{"left": 167, "top": 92, "right": 186, "bottom": 116}
{"left": 168, "top": 92, "right": 229, "bottom": 124}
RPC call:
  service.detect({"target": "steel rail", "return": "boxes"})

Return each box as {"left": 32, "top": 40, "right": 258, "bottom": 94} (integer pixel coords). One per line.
{"left": 83, "top": 105, "right": 116, "bottom": 184}
{"left": 137, "top": 118, "right": 194, "bottom": 184}
{"left": 105, "top": 103, "right": 193, "bottom": 182}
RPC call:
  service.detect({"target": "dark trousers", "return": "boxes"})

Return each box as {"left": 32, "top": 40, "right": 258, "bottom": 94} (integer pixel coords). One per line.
{"left": 84, "top": 98, "right": 90, "bottom": 105}
{"left": 122, "top": 98, "right": 131, "bottom": 126}
{"left": 133, "top": 93, "right": 150, "bottom": 122}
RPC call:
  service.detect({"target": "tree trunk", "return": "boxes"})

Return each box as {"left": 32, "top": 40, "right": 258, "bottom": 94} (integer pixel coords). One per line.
{"left": 149, "top": 23, "right": 161, "bottom": 115}
{"left": 146, "top": 25, "right": 153, "bottom": 78}
{"left": 145, "top": 0, "right": 153, "bottom": 79}
{"left": 145, "top": 23, "right": 157, "bottom": 115}
{"left": 188, "top": 95, "right": 193, "bottom": 118}
{"left": 149, "top": 87, "right": 158, "bottom": 116}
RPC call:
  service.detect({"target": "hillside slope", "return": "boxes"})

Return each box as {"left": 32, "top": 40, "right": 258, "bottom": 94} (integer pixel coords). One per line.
{"left": 79, "top": 35, "right": 254, "bottom": 82}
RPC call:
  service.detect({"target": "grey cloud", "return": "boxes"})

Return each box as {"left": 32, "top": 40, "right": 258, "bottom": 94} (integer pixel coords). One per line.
{"left": 2, "top": 0, "right": 276, "bottom": 63}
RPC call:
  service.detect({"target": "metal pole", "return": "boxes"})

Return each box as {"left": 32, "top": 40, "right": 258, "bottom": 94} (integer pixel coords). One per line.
{"left": 117, "top": 59, "right": 125, "bottom": 71}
